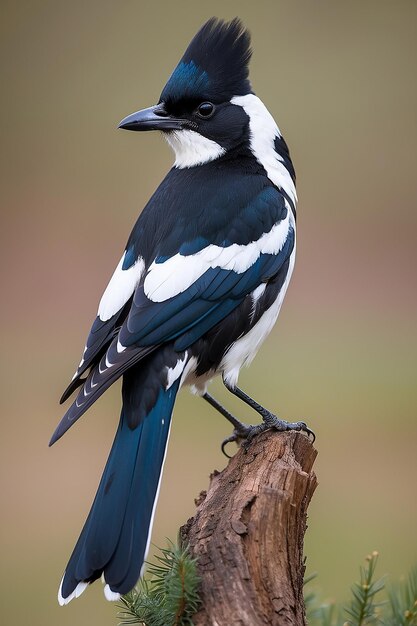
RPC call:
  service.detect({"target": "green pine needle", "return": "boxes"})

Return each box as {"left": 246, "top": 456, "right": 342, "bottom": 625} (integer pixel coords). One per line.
{"left": 343, "top": 552, "right": 385, "bottom": 625}
{"left": 305, "top": 552, "right": 417, "bottom": 626}
{"left": 384, "top": 566, "right": 417, "bottom": 626}
{"left": 117, "top": 543, "right": 201, "bottom": 626}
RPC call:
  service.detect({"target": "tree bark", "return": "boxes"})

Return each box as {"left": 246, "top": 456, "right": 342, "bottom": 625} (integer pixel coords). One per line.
{"left": 180, "top": 430, "right": 318, "bottom": 626}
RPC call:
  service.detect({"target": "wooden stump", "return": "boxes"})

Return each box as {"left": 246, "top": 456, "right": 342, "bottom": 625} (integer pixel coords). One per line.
{"left": 180, "top": 430, "right": 318, "bottom": 626}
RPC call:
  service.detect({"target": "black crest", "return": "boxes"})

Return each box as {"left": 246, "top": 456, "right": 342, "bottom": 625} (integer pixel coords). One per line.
{"left": 161, "top": 18, "right": 252, "bottom": 105}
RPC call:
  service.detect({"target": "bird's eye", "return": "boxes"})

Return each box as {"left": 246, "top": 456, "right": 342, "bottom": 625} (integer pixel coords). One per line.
{"left": 196, "top": 102, "right": 215, "bottom": 118}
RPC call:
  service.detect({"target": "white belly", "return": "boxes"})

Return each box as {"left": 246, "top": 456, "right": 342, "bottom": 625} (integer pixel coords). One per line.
{"left": 179, "top": 246, "right": 296, "bottom": 395}
{"left": 220, "top": 247, "right": 296, "bottom": 388}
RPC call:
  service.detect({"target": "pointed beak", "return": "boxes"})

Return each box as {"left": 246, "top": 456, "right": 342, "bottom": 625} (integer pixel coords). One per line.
{"left": 118, "top": 104, "right": 189, "bottom": 132}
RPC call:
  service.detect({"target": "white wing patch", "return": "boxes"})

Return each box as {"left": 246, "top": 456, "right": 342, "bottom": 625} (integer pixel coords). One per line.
{"left": 231, "top": 94, "right": 297, "bottom": 206}
{"left": 164, "top": 129, "right": 226, "bottom": 168}
{"left": 98, "top": 253, "right": 145, "bottom": 322}
{"left": 144, "top": 215, "right": 290, "bottom": 303}
{"left": 166, "top": 353, "right": 188, "bottom": 389}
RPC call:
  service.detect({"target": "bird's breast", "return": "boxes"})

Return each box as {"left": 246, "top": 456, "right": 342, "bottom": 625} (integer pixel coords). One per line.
{"left": 220, "top": 247, "right": 296, "bottom": 388}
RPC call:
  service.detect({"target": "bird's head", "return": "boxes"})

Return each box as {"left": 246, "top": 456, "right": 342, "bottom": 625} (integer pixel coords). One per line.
{"left": 119, "top": 18, "right": 260, "bottom": 167}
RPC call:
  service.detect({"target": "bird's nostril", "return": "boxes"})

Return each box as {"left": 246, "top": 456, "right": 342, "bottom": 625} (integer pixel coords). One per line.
{"left": 154, "top": 104, "right": 169, "bottom": 117}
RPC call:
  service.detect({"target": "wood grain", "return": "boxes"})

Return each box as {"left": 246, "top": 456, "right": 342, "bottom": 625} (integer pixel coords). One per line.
{"left": 180, "top": 431, "right": 318, "bottom": 626}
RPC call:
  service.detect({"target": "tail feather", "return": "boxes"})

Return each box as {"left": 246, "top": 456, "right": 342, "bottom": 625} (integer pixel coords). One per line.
{"left": 58, "top": 377, "right": 180, "bottom": 604}
{"left": 104, "top": 404, "right": 172, "bottom": 592}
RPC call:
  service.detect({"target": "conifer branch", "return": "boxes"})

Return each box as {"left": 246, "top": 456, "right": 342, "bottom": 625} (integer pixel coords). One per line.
{"left": 305, "top": 553, "right": 417, "bottom": 626}
{"left": 117, "top": 544, "right": 200, "bottom": 626}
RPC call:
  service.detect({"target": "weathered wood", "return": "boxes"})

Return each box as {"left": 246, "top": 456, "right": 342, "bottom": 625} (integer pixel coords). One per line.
{"left": 180, "top": 431, "right": 318, "bottom": 626}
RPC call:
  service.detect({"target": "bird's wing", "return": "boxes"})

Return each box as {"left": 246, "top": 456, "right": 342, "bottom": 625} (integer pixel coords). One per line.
{"left": 52, "top": 185, "right": 294, "bottom": 444}
{"left": 60, "top": 252, "right": 145, "bottom": 403}
{"left": 120, "top": 224, "right": 294, "bottom": 351}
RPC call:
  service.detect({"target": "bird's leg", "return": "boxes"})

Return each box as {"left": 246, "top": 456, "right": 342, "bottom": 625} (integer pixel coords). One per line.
{"left": 202, "top": 393, "right": 256, "bottom": 458}
{"left": 203, "top": 392, "right": 246, "bottom": 430}
{"left": 222, "top": 378, "right": 315, "bottom": 450}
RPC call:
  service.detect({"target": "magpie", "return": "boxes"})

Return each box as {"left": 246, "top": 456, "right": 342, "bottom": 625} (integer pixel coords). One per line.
{"left": 51, "top": 17, "right": 313, "bottom": 605}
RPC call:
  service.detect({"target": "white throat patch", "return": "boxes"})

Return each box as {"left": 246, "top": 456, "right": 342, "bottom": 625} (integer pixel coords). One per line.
{"left": 231, "top": 94, "right": 297, "bottom": 205}
{"left": 164, "top": 129, "right": 225, "bottom": 168}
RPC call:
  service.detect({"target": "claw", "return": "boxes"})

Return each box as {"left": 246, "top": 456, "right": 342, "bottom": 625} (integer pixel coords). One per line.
{"left": 220, "top": 424, "right": 255, "bottom": 458}
{"left": 304, "top": 424, "right": 316, "bottom": 443}
{"left": 291, "top": 420, "right": 315, "bottom": 443}
{"left": 221, "top": 432, "right": 239, "bottom": 458}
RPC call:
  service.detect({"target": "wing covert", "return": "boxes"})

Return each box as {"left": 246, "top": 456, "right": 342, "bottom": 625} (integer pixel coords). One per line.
{"left": 60, "top": 251, "right": 145, "bottom": 402}
{"left": 119, "top": 214, "right": 295, "bottom": 350}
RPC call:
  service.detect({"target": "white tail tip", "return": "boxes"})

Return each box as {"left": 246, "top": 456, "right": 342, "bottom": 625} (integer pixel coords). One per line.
{"left": 58, "top": 577, "right": 88, "bottom": 606}
{"left": 104, "top": 584, "right": 121, "bottom": 602}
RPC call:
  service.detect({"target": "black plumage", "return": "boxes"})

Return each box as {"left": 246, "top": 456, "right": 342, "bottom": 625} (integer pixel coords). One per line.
{"left": 161, "top": 17, "right": 252, "bottom": 105}
{"left": 53, "top": 17, "right": 299, "bottom": 605}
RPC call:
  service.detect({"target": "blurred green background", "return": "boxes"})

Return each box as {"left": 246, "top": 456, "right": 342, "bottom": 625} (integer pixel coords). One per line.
{"left": 1, "top": 1, "right": 416, "bottom": 624}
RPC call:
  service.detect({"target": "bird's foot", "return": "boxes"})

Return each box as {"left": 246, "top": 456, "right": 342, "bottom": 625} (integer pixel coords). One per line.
{"left": 221, "top": 414, "right": 315, "bottom": 457}
{"left": 221, "top": 422, "right": 257, "bottom": 458}
{"left": 242, "top": 414, "right": 315, "bottom": 452}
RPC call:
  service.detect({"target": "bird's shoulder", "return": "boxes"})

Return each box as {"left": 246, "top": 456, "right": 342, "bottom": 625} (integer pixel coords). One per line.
{"left": 125, "top": 160, "right": 290, "bottom": 266}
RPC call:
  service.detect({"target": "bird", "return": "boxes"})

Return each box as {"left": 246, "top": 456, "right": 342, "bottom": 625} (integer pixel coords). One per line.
{"left": 51, "top": 17, "right": 313, "bottom": 605}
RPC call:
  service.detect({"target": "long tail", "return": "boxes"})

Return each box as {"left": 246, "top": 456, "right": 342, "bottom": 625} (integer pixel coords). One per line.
{"left": 58, "top": 376, "right": 180, "bottom": 604}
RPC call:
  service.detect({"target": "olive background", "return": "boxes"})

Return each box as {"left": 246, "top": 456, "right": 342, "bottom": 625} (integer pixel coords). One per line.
{"left": 1, "top": 1, "right": 416, "bottom": 624}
